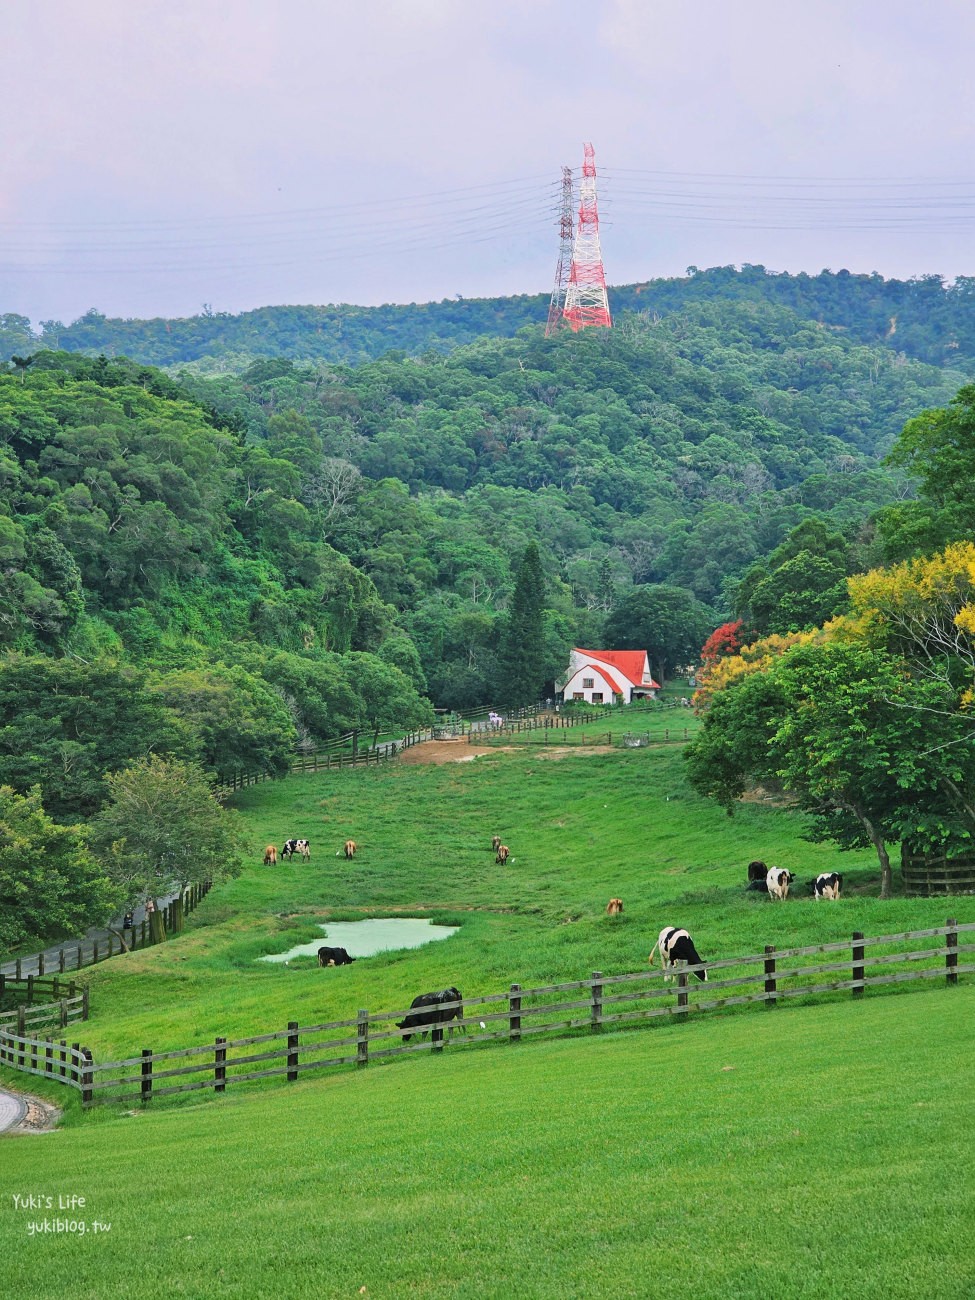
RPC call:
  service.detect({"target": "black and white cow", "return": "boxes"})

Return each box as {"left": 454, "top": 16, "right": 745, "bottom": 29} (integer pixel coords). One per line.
{"left": 318, "top": 946, "right": 355, "bottom": 967}
{"left": 766, "top": 866, "right": 795, "bottom": 900}
{"left": 397, "top": 987, "right": 465, "bottom": 1042}
{"left": 649, "top": 927, "right": 708, "bottom": 982}
{"left": 813, "top": 871, "right": 842, "bottom": 901}
{"left": 281, "top": 838, "right": 310, "bottom": 861}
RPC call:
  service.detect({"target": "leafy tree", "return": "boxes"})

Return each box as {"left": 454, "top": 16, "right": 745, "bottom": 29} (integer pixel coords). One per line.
{"left": 344, "top": 652, "right": 434, "bottom": 744}
{"left": 495, "top": 542, "right": 546, "bottom": 709}
{"left": 90, "top": 756, "right": 246, "bottom": 937}
{"left": 151, "top": 665, "right": 297, "bottom": 779}
{"left": 603, "top": 584, "right": 715, "bottom": 683}
{"left": 686, "top": 640, "right": 975, "bottom": 897}
{"left": 884, "top": 384, "right": 975, "bottom": 551}
{"left": 0, "top": 656, "right": 187, "bottom": 820}
{"left": 0, "top": 785, "right": 120, "bottom": 953}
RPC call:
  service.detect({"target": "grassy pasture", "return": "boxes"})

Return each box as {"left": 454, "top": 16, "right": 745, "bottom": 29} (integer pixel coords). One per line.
{"left": 7, "top": 742, "right": 972, "bottom": 1077}
{"left": 2, "top": 985, "right": 973, "bottom": 1299}
{"left": 3, "top": 741, "right": 975, "bottom": 1296}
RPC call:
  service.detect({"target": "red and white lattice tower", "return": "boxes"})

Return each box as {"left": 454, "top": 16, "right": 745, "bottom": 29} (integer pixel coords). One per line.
{"left": 545, "top": 165, "right": 575, "bottom": 337}
{"left": 562, "top": 142, "right": 612, "bottom": 331}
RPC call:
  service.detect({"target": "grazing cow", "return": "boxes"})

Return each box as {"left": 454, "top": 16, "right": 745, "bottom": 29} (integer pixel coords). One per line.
{"left": 317, "top": 946, "right": 355, "bottom": 967}
{"left": 813, "top": 871, "right": 842, "bottom": 901}
{"left": 606, "top": 897, "right": 624, "bottom": 916}
{"left": 491, "top": 835, "right": 502, "bottom": 853}
{"left": 495, "top": 844, "right": 510, "bottom": 865}
{"left": 747, "top": 859, "right": 768, "bottom": 883}
{"left": 282, "top": 838, "right": 310, "bottom": 861}
{"left": 342, "top": 839, "right": 357, "bottom": 859}
{"left": 397, "top": 988, "right": 464, "bottom": 1043}
{"left": 745, "top": 878, "right": 769, "bottom": 893}
{"left": 263, "top": 845, "right": 278, "bottom": 866}
{"left": 649, "top": 926, "right": 708, "bottom": 982}
{"left": 766, "top": 866, "right": 795, "bottom": 900}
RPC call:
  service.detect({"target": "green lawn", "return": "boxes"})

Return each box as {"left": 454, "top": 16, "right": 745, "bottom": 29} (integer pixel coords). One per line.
{"left": 2, "top": 741, "right": 973, "bottom": 1297}
{"left": 2, "top": 985, "right": 973, "bottom": 1299}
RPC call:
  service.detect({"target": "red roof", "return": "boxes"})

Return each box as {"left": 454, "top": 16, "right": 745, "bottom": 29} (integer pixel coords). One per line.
{"left": 576, "top": 649, "right": 659, "bottom": 690}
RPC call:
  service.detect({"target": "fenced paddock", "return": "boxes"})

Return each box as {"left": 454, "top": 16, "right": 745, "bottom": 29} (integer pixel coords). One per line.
{"left": 0, "top": 975, "right": 88, "bottom": 1037}
{"left": 1, "top": 921, "right": 970, "bottom": 1108}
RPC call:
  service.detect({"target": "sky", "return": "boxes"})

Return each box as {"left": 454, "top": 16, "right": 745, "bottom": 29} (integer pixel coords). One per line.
{"left": 3, "top": 0, "right": 975, "bottom": 326}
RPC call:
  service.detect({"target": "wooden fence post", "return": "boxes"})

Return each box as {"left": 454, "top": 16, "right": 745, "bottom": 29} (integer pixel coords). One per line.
{"left": 81, "top": 1048, "right": 93, "bottom": 1106}
{"left": 852, "top": 932, "right": 865, "bottom": 998}
{"left": 15, "top": 958, "right": 21, "bottom": 981}
{"left": 287, "top": 1022, "right": 299, "bottom": 1081}
{"left": 764, "top": 945, "right": 777, "bottom": 1007}
{"left": 82, "top": 985, "right": 90, "bottom": 1020}
{"left": 59, "top": 948, "right": 65, "bottom": 974}
{"left": 59, "top": 1040, "right": 67, "bottom": 1079}
{"left": 509, "top": 983, "right": 522, "bottom": 1042}
{"left": 215, "top": 1037, "right": 227, "bottom": 1091}
{"left": 26, "top": 973, "right": 34, "bottom": 1002}
{"left": 141, "top": 1049, "right": 153, "bottom": 1103}
{"left": 59, "top": 999, "right": 68, "bottom": 1029}
{"left": 38, "top": 952, "right": 45, "bottom": 977}
{"left": 356, "top": 1010, "right": 369, "bottom": 1067}
{"left": 93, "top": 940, "right": 99, "bottom": 964}
{"left": 45, "top": 1040, "right": 53, "bottom": 1075}
{"left": 946, "top": 917, "right": 958, "bottom": 986}
{"left": 76, "top": 944, "right": 82, "bottom": 970}
{"left": 677, "top": 971, "right": 689, "bottom": 1015}
{"left": 591, "top": 971, "right": 603, "bottom": 1031}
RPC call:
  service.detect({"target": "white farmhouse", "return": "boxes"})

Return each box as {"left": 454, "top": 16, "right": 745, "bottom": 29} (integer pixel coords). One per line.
{"left": 557, "top": 649, "right": 660, "bottom": 705}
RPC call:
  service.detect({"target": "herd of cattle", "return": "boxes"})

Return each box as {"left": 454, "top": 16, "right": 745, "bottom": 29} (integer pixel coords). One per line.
{"left": 259, "top": 830, "right": 847, "bottom": 1042}
{"left": 746, "top": 860, "right": 843, "bottom": 901}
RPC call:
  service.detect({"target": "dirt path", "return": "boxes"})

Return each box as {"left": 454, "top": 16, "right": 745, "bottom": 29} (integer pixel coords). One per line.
{"left": 396, "top": 739, "right": 614, "bottom": 765}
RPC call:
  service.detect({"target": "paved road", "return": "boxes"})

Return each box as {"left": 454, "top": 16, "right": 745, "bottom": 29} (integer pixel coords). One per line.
{"left": 0, "top": 1087, "right": 27, "bottom": 1133}
{"left": 0, "top": 891, "right": 182, "bottom": 980}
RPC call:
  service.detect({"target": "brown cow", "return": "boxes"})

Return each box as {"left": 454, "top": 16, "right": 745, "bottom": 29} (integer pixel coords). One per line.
{"left": 495, "top": 844, "right": 510, "bottom": 865}
{"left": 263, "top": 845, "right": 278, "bottom": 866}
{"left": 344, "top": 839, "right": 357, "bottom": 860}
{"left": 606, "top": 897, "right": 624, "bottom": 916}
{"left": 491, "top": 835, "right": 502, "bottom": 853}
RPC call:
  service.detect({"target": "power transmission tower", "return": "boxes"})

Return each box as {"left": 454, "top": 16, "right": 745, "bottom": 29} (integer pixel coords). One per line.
{"left": 545, "top": 166, "right": 575, "bottom": 338}
{"left": 563, "top": 142, "right": 612, "bottom": 331}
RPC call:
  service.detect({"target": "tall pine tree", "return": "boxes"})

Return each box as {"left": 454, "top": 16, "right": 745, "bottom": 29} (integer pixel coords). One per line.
{"left": 496, "top": 543, "right": 546, "bottom": 710}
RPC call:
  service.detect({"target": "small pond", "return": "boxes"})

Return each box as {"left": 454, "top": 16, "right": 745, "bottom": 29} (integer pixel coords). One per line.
{"left": 260, "top": 917, "right": 460, "bottom": 963}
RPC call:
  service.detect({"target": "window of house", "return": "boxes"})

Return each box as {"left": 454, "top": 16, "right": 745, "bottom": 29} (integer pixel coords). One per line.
{"left": 582, "top": 677, "right": 594, "bottom": 688}
{"left": 572, "top": 692, "right": 584, "bottom": 700}
{"left": 591, "top": 692, "right": 603, "bottom": 703}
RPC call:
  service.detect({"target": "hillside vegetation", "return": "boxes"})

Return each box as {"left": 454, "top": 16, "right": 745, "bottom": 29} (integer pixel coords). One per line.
{"left": 6, "top": 265, "right": 975, "bottom": 370}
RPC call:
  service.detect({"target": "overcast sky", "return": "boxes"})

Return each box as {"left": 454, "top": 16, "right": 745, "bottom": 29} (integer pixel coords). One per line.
{"left": 3, "top": 0, "right": 974, "bottom": 325}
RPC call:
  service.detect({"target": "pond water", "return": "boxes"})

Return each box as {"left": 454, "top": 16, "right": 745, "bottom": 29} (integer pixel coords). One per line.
{"left": 260, "top": 917, "right": 460, "bottom": 963}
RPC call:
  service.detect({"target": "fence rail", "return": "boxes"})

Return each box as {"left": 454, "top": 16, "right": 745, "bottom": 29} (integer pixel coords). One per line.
{"left": 2, "top": 921, "right": 970, "bottom": 1108}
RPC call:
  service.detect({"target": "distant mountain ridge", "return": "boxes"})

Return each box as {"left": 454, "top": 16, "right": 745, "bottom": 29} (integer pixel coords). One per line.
{"left": 10, "top": 265, "right": 975, "bottom": 373}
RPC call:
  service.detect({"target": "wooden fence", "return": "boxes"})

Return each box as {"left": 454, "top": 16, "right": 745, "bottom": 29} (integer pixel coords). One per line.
{"left": 1, "top": 921, "right": 970, "bottom": 1108}
{"left": 0, "top": 881, "right": 213, "bottom": 981}
{"left": 0, "top": 976, "right": 88, "bottom": 1037}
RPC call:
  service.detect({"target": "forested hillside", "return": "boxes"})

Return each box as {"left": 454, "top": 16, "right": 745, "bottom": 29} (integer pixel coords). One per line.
{"left": 0, "top": 304, "right": 966, "bottom": 741}
{"left": 4, "top": 265, "right": 975, "bottom": 372}
{"left": 2, "top": 292, "right": 973, "bottom": 947}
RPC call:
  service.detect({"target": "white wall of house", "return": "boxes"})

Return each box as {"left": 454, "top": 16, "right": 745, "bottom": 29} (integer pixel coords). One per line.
{"left": 561, "top": 666, "right": 625, "bottom": 704}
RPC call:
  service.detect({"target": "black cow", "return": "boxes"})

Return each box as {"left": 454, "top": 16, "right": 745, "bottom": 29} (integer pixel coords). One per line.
{"left": 813, "top": 871, "right": 843, "bottom": 901}
{"left": 397, "top": 987, "right": 464, "bottom": 1042}
{"left": 649, "top": 926, "right": 708, "bottom": 982}
{"left": 747, "top": 859, "right": 768, "bottom": 883}
{"left": 318, "top": 946, "right": 355, "bottom": 967}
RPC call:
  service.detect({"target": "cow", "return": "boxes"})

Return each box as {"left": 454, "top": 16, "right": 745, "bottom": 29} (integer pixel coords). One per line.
{"left": 649, "top": 926, "right": 708, "bottom": 982}
{"left": 491, "top": 835, "right": 502, "bottom": 854}
{"left": 606, "top": 897, "right": 624, "bottom": 916}
{"left": 263, "top": 845, "right": 278, "bottom": 866}
{"left": 495, "top": 844, "right": 510, "bottom": 865}
{"left": 766, "top": 866, "right": 794, "bottom": 900}
{"left": 813, "top": 871, "right": 842, "bottom": 901}
{"left": 747, "top": 859, "right": 768, "bottom": 883}
{"left": 282, "top": 839, "right": 310, "bottom": 861}
{"left": 318, "top": 946, "right": 355, "bottom": 967}
{"left": 397, "top": 988, "right": 464, "bottom": 1043}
